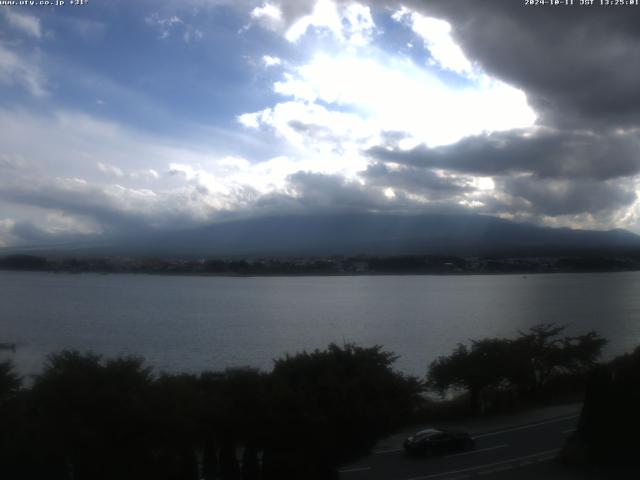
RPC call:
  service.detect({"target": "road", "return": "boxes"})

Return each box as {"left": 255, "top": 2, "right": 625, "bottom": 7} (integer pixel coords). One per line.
{"left": 339, "top": 414, "right": 578, "bottom": 480}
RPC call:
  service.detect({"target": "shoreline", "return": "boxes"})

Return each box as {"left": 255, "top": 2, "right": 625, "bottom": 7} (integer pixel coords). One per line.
{"left": 2, "top": 267, "right": 640, "bottom": 278}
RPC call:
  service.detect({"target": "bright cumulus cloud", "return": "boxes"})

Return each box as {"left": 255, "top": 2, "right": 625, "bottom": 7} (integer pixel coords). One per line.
{"left": 286, "top": 0, "right": 375, "bottom": 45}
{"left": 248, "top": 2, "right": 535, "bottom": 145}
{"left": 262, "top": 51, "right": 535, "bottom": 149}
{"left": 240, "top": 2, "right": 535, "bottom": 166}
{"left": 392, "top": 7, "right": 474, "bottom": 76}
{"left": 232, "top": 3, "right": 536, "bottom": 225}
{"left": 184, "top": 2, "right": 537, "bottom": 224}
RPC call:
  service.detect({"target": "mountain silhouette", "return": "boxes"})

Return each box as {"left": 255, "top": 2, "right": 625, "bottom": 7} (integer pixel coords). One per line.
{"left": 20, "top": 213, "right": 638, "bottom": 258}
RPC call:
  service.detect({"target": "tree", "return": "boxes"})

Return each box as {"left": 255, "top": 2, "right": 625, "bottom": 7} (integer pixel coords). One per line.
{"left": 566, "top": 346, "right": 640, "bottom": 466}
{"left": 428, "top": 338, "right": 513, "bottom": 413}
{"left": 263, "top": 343, "right": 423, "bottom": 479}
{"left": 28, "top": 351, "right": 155, "bottom": 480}
{"left": 0, "top": 360, "right": 21, "bottom": 402}
{"left": 197, "top": 367, "right": 269, "bottom": 480}
{"left": 427, "top": 324, "right": 607, "bottom": 412}
{"left": 146, "top": 373, "right": 200, "bottom": 480}
{"left": 0, "top": 360, "right": 24, "bottom": 478}
{"left": 510, "top": 324, "right": 606, "bottom": 397}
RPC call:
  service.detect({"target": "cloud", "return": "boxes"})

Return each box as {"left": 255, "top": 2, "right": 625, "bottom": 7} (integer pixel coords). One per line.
{"left": 404, "top": 0, "right": 640, "bottom": 128}
{"left": 232, "top": 2, "right": 640, "bottom": 229}
{"left": 0, "top": 42, "right": 46, "bottom": 96}
{"left": 145, "top": 13, "right": 183, "bottom": 38}
{"left": 0, "top": 107, "right": 376, "bottom": 241}
{"left": 2, "top": 0, "right": 640, "bottom": 244}
{"left": 247, "top": 0, "right": 376, "bottom": 45}
{"left": 277, "top": 170, "right": 492, "bottom": 217}
{"left": 285, "top": 0, "right": 375, "bottom": 45}
{"left": 97, "top": 162, "right": 125, "bottom": 177}
{"left": 368, "top": 128, "right": 640, "bottom": 181}
{"left": 250, "top": 2, "right": 284, "bottom": 31}
{"left": 240, "top": 100, "right": 375, "bottom": 159}
{"left": 0, "top": 171, "right": 221, "bottom": 237}
{"left": 3, "top": 10, "right": 41, "bottom": 38}
{"left": 0, "top": 219, "right": 16, "bottom": 247}
{"left": 502, "top": 176, "right": 637, "bottom": 217}
{"left": 262, "top": 55, "right": 282, "bottom": 67}
{"left": 145, "top": 13, "right": 203, "bottom": 41}
{"left": 363, "top": 162, "right": 472, "bottom": 199}
{"left": 366, "top": 125, "right": 640, "bottom": 224}
{"left": 245, "top": 0, "right": 640, "bottom": 129}
{"left": 392, "top": 6, "right": 473, "bottom": 75}
{"left": 242, "top": 47, "right": 534, "bottom": 152}
{"left": 9, "top": 211, "right": 101, "bottom": 244}
{"left": 286, "top": 171, "right": 395, "bottom": 213}
{"left": 0, "top": 109, "right": 240, "bottom": 238}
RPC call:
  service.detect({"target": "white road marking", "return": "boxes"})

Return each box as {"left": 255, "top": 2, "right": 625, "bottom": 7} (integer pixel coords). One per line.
{"left": 447, "top": 444, "right": 509, "bottom": 457}
{"left": 338, "top": 466, "right": 372, "bottom": 474}
{"left": 474, "top": 415, "right": 579, "bottom": 439}
{"left": 561, "top": 428, "right": 576, "bottom": 434}
{"left": 402, "top": 448, "right": 561, "bottom": 480}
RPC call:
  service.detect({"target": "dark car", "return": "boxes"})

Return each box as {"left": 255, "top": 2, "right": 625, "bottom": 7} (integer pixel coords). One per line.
{"left": 403, "top": 428, "right": 475, "bottom": 457}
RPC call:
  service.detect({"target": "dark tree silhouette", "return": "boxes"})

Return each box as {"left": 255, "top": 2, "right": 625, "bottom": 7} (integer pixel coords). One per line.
{"left": 509, "top": 324, "right": 606, "bottom": 397}
{"left": 569, "top": 346, "right": 640, "bottom": 466}
{"left": 27, "top": 351, "right": 155, "bottom": 480}
{"left": 197, "top": 367, "right": 269, "bottom": 480}
{"left": 263, "top": 343, "right": 423, "bottom": 479}
{"left": 428, "top": 338, "right": 512, "bottom": 413}
{"left": 0, "top": 360, "right": 20, "bottom": 402}
{"left": 428, "top": 324, "right": 606, "bottom": 412}
{"left": 2, "top": 344, "right": 422, "bottom": 479}
{"left": 147, "top": 373, "right": 200, "bottom": 480}
{"left": 0, "top": 360, "right": 24, "bottom": 478}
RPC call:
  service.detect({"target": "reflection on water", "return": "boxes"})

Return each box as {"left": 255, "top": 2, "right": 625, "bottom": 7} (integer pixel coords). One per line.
{"left": 1, "top": 270, "right": 639, "bottom": 376}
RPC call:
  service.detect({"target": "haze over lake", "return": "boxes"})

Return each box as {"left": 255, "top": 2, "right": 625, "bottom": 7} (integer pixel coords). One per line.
{"left": 2, "top": 270, "right": 639, "bottom": 377}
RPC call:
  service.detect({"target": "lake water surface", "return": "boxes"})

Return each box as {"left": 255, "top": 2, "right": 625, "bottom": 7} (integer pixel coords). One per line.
{"left": 1, "top": 270, "right": 639, "bottom": 377}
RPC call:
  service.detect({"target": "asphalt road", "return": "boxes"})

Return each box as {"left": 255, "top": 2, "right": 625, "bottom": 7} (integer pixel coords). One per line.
{"left": 339, "top": 414, "right": 579, "bottom": 480}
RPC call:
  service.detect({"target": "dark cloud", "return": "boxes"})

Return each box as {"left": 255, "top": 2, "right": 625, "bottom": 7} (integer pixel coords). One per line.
{"left": 287, "top": 171, "right": 393, "bottom": 212}
{"left": 363, "top": 162, "right": 471, "bottom": 198}
{"left": 363, "top": 0, "right": 640, "bottom": 225}
{"left": 0, "top": 172, "right": 219, "bottom": 239}
{"left": 10, "top": 222, "right": 58, "bottom": 243}
{"left": 407, "top": 0, "right": 640, "bottom": 128}
{"left": 280, "top": 171, "right": 485, "bottom": 217}
{"left": 287, "top": 120, "right": 348, "bottom": 148}
{"left": 0, "top": 181, "right": 144, "bottom": 235}
{"left": 8, "top": 221, "right": 94, "bottom": 245}
{"left": 263, "top": 0, "right": 640, "bottom": 226}
{"left": 502, "top": 176, "right": 636, "bottom": 217}
{"left": 368, "top": 129, "right": 640, "bottom": 181}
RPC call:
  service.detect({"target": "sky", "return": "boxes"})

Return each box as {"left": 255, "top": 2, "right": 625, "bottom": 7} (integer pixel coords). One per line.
{"left": 1, "top": 0, "right": 639, "bottom": 247}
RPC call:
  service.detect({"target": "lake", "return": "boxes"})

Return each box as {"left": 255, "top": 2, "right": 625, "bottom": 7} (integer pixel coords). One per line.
{"left": 1, "top": 270, "right": 639, "bottom": 377}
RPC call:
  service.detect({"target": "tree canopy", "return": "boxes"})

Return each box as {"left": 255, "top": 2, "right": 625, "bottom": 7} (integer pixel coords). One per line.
{"left": 427, "top": 324, "right": 606, "bottom": 412}
{"left": 0, "top": 344, "right": 423, "bottom": 480}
